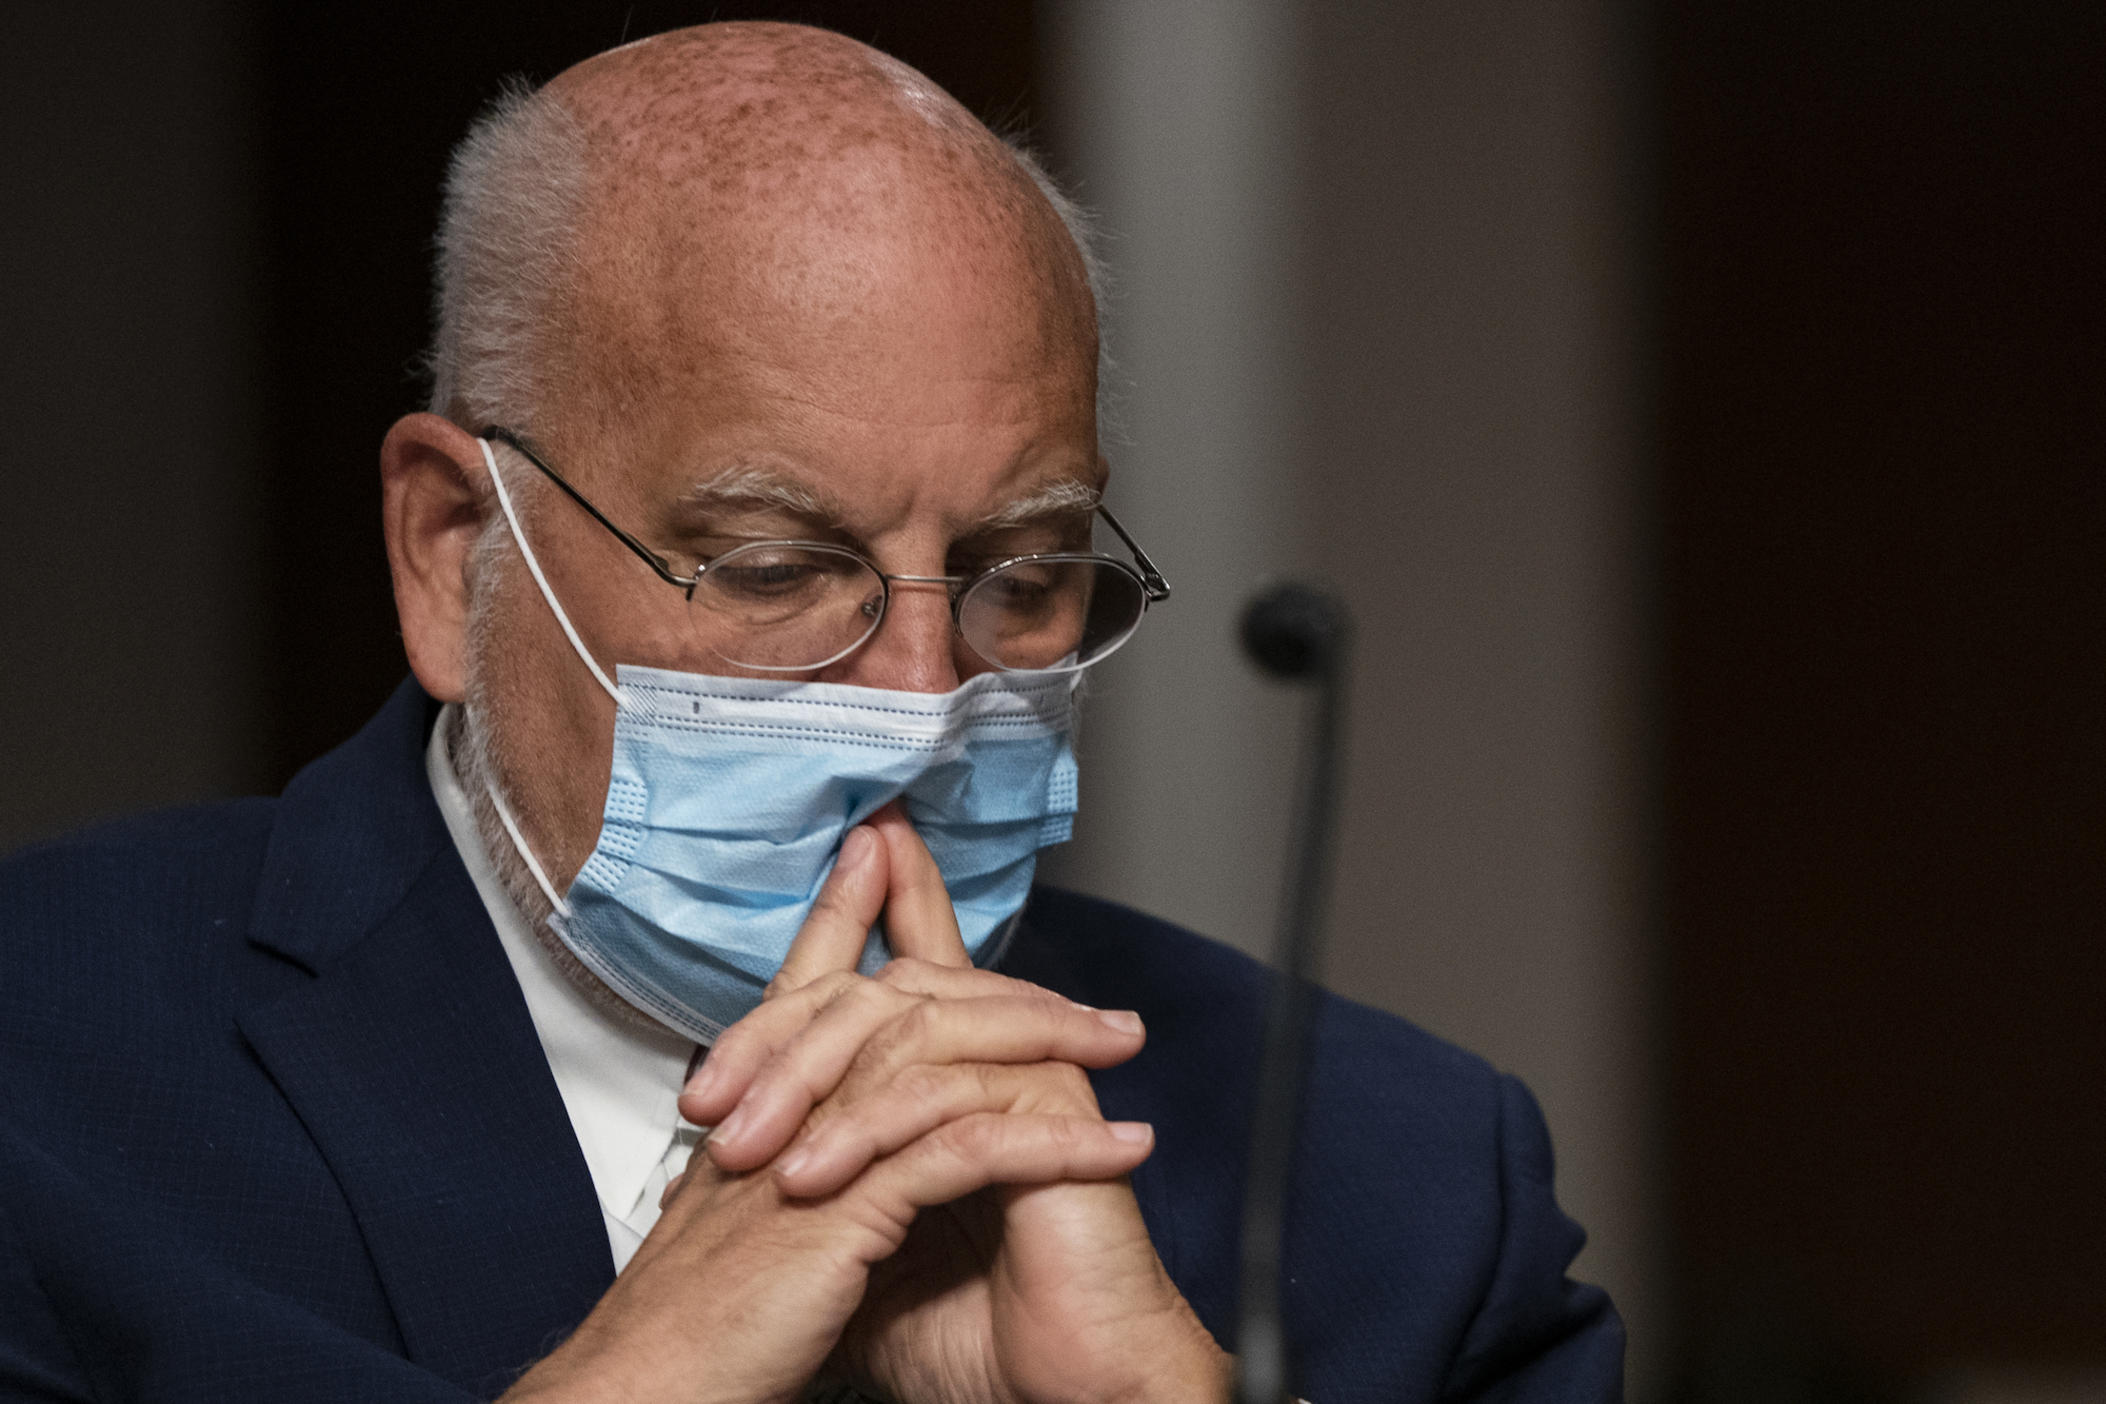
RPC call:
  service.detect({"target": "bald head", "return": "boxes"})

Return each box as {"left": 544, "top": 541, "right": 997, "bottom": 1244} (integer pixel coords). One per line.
{"left": 547, "top": 21, "right": 1024, "bottom": 196}
{"left": 430, "top": 22, "right": 1102, "bottom": 453}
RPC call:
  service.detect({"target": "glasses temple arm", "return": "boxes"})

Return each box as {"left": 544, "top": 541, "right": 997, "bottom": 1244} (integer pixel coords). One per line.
{"left": 1095, "top": 504, "right": 1172, "bottom": 602}
{"left": 482, "top": 427, "right": 696, "bottom": 594}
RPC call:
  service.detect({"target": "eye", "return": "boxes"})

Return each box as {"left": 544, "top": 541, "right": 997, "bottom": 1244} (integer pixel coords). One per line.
{"left": 703, "top": 546, "right": 866, "bottom": 603}
{"left": 982, "top": 569, "right": 1053, "bottom": 605}
{"left": 713, "top": 560, "right": 822, "bottom": 598}
{"left": 972, "top": 562, "right": 1075, "bottom": 619}
{"left": 711, "top": 564, "right": 825, "bottom": 602}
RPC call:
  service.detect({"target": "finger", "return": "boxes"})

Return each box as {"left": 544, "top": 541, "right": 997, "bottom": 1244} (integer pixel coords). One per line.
{"left": 704, "top": 976, "right": 927, "bottom": 1171}
{"left": 775, "top": 1061, "right": 1094, "bottom": 1197}
{"left": 854, "top": 1113, "right": 1154, "bottom": 1213}
{"left": 867, "top": 803, "right": 968, "bottom": 968}
{"left": 680, "top": 968, "right": 868, "bottom": 1127}
{"left": 709, "top": 993, "right": 1146, "bottom": 1172}
{"left": 770, "top": 824, "right": 888, "bottom": 997}
{"left": 877, "top": 956, "right": 1090, "bottom": 1006}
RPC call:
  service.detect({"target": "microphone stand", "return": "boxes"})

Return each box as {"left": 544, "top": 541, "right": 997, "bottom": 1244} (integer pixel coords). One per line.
{"left": 1234, "top": 585, "right": 1351, "bottom": 1404}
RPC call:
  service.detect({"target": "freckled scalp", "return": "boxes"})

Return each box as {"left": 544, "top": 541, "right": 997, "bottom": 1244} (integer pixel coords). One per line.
{"left": 527, "top": 23, "right": 1097, "bottom": 450}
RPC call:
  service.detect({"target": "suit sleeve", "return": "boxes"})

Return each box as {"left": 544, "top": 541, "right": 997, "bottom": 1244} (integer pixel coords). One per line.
{"left": 0, "top": 1123, "right": 489, "bottom": 1404}
{"left": 1438, "top": 1075, "right": 1625, "bottom": 1402}
{"left": 0, "top": 1183, "right": 91, "bottom": 1403}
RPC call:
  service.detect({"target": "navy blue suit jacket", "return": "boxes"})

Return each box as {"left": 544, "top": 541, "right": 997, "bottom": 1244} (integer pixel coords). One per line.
{"left": 0, "top": 680, "right": 1621, "bottom": 1401}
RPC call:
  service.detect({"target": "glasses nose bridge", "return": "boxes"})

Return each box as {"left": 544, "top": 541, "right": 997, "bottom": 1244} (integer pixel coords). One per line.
{"left": 880, "top": 569, "right": 967, "bottom": 589}
{"left": 840, "top": 567, "right": 973, "bottom": 686}
{"left": 867, "top": 564, "right": 972, "bottom": 644}
{"left": 874, "top": 569, "right": 970, "bottom": 625}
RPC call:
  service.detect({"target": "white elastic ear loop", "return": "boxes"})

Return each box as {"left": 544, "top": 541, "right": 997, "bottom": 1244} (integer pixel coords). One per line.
{"left": 479, "top": 437, "right": 623, "bottom": 705}
{"left": 482, "top": 771, "right": 572, "bottom": 920}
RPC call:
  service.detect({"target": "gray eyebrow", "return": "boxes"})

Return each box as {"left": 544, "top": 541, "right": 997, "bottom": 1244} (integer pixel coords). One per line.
{"left": 677, "top": 466, "right": 841, "bottom": 522}
{"left": 679, "top": 467, "right": 1101, "bottom": 534}
{"left": 972, "top": 478, "right": 1103, "bottom": 531}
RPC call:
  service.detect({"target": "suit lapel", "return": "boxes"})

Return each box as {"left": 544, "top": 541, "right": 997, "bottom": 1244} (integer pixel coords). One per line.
{"left": 239, "top": 681, "right": 612, "bottom": 1393}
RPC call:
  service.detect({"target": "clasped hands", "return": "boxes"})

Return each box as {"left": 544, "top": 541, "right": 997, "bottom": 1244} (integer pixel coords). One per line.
{"left": 504, "top": 805, "right": 1232, "bottom": 1404}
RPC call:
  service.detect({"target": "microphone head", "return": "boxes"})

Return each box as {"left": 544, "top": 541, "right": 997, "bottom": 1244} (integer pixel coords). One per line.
{"left": 1240, "top": 583, "right": 1350, "bottom": 680}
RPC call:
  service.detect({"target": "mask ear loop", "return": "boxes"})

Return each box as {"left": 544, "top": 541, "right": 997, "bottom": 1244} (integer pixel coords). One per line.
{"left": 480, "top": 436, "right": 624, "bottom": 705}
{"left": 474, "top": 435, "right": 627, "bottom": 920}
{"left": 484, "top": 774, "right": 572, "bottom": 919}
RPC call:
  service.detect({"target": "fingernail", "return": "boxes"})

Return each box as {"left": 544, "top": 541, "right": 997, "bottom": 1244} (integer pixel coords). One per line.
{"left": 1097, "top": 1009, "right": 1144, "bottom": 1035}
{"left": 1109, "top": 1121, "right": 1153, "bottom": 1145}
{"left": 775, "top": 1143, "right": 813, "bottom": 1179}
{"left": 840, "top": 826, "right": 876, "bottom": 871}
{"left": 708, "top": 1103, "right": 749, "bottom": 1147}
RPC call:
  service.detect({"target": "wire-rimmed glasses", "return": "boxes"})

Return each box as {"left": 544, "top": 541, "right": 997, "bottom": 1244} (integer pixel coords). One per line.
{"left": 482, "top": 427, "right": 1170, "bottom": 674}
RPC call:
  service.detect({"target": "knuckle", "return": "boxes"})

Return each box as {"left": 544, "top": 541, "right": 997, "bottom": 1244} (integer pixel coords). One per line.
{"left": 844, "top": 974, "right": 900, "bottom": 1016}
{"left": 895, "top": 1062, "right": 955, "bottom": 1113}
{"left": 865, "top": 995, "right": 937, "bottom": 1062}
{"left": 706, "top": 1022, "right": 748, "bottom": 1064}
{"left": 775, "top": 967, "right": 861, "bottom": 1014}
{"left": 749, "top": 1041, "right": 797, "bottom": 1093}
{"left": 1057, "top": 1067, "right": 1103, "bottom": 1114}
{"left": 969, "top": 1061, "right": 1005, "bottom": 1105}
{"left": 1017, "top": 1058, "right": 1097, "bottom": 1115}
{"left": 896, "top": 997, "right": 946, "bottom": 1051}
{"left": 1003, "top": 973, "right": 1059, "bottom": 1003}
{"left": 709, "top": 1015, "right": 770, "bottom": 1069}
{"left": 936, "top": 1112, "right": 1002, "bottom": 1160}
{"left": 877, "top": 956, "right": 929, "bottom": 987}
{"left": 1047, "top": 1115, "right": 1088, "bottom": 1154}
{"left": 809, "top": 969, "right": 864, "bottom": 1008}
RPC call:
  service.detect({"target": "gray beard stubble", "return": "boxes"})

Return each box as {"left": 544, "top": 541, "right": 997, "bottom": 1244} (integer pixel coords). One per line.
{"left": 453, "top": 524, "right": 672, "bottom": 1035}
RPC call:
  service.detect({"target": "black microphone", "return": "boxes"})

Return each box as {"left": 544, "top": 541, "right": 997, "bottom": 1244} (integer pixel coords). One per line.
{"left": 1234, "top": 583, "right": 1351, "bottom": 1404}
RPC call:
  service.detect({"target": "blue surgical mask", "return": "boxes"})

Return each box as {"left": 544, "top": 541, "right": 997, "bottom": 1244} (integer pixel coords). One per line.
{"left": 476, "top": 439, "right": 1079, "bottom": 1042}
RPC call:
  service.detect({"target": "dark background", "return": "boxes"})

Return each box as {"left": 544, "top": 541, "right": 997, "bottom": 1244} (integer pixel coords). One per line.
{"left": 1655, "top": 0, "right": 2105, "bottom": 1386}
{"left": 3, "top": 0, "right": 2101, "bottom": 1395}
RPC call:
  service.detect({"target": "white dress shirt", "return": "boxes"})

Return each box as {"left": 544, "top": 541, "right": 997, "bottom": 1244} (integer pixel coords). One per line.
{"left": 426, "top": 705, "right": 701, "bottom": 1273}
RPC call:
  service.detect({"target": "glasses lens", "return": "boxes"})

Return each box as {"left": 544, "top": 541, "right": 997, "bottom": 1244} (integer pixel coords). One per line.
{"left": 691, "top": 543, "right": 885, "bottom": 671}
{"left": 958, "top": 557, "right": 1148, "bottom": 672}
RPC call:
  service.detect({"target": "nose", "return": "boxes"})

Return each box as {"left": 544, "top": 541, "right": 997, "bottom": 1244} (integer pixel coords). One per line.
{"left": 823, "top": 579, "right": 967, "bottom": 693}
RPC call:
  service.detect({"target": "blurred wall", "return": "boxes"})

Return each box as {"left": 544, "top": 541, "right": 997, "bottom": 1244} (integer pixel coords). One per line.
{"left": 1038, "top": 0, "right": 1661, "bottom": 1393}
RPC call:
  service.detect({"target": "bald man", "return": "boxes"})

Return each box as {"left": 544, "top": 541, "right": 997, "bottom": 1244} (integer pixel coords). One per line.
{"left": 0, "top": 23, "right": 1621, "bottom": 1404}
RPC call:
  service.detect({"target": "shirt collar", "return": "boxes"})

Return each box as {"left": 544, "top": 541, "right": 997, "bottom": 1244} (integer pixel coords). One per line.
{"left": 424, "top": 704, "right": 697, "bottom": 1230}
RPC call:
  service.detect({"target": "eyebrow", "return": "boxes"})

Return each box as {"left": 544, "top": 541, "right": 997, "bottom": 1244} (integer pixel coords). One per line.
{"left": 971, "top": 477, "right": 1102, "bottom": 531}
{"left": 677, "top": 465, "right": 841, "bottom": 523}
{"left": 675, "top": 466, "right": 1102, "bottom": 533}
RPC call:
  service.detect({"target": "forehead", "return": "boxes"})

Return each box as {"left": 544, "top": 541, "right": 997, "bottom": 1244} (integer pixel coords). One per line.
{"left": 544, "top": 120, "right": 1098, "bottom": 524}
{"left": 605, "top": 325, "right": 1101, "bottom": 539}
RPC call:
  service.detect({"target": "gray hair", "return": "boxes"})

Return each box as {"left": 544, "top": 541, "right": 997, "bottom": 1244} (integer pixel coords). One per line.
{"left": 424, "top": 79, "right": 1114, "bottom": 437}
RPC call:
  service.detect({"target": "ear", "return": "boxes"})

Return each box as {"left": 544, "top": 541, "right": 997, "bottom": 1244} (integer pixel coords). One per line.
{"left": 380, "top": 413, "right": 491, "bottom": 704}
